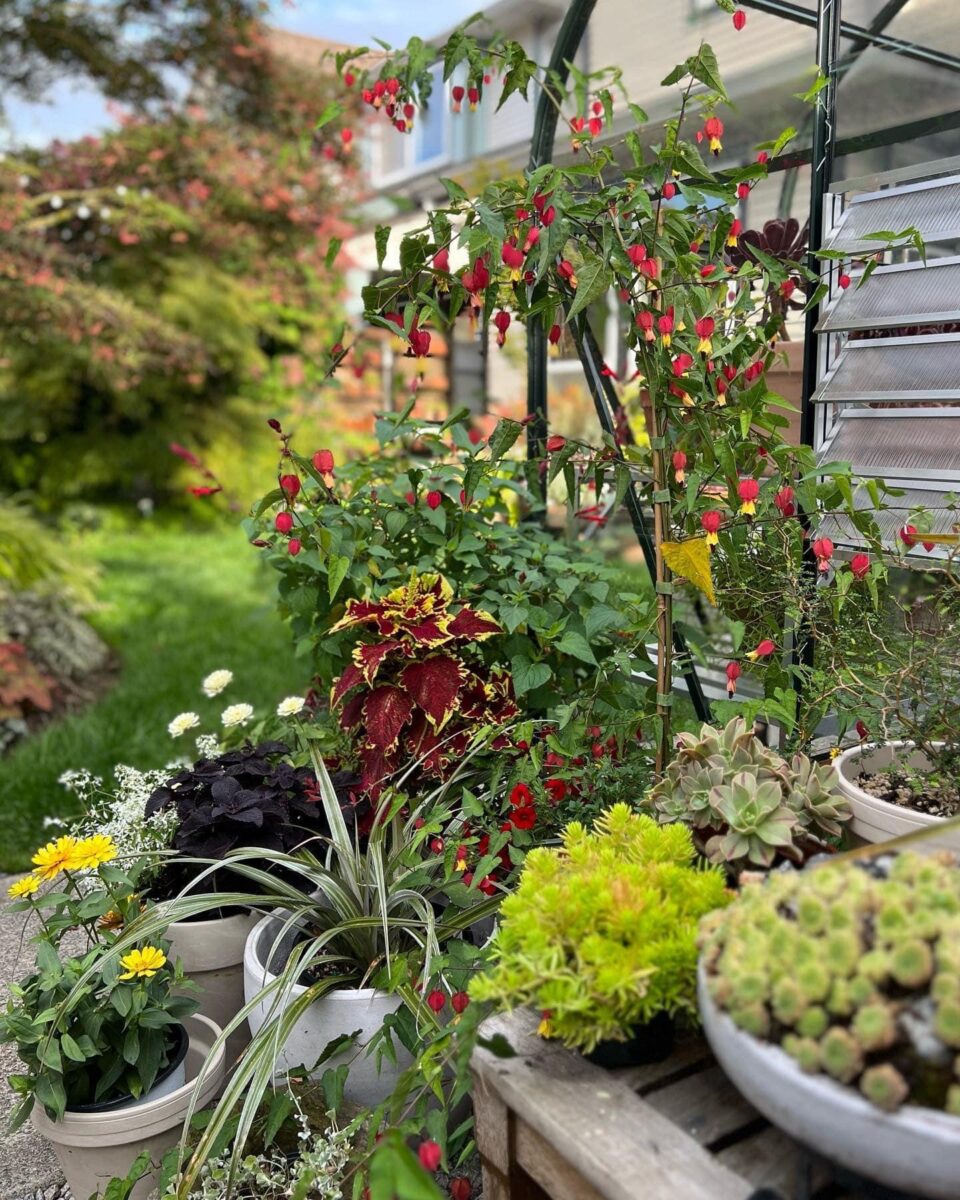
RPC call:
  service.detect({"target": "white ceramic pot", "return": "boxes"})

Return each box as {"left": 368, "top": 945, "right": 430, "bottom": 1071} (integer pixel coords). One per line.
{"left": 166, "top": 909, "right": 258, "bottom": 1065}
{"left": 834, "top": 741, "right": 959, "bottom": 852}
{"left": 243, "top": 913, "right": 411, "bottom": 1107}
{"left": 31, "top": 1013, "right": 226, "bottom": 1200}
{"left": 698, "top": 964, "right": 960, "bottom": 1199}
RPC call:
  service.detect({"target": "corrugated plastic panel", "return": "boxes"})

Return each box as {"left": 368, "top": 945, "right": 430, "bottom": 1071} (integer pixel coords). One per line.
{"left": 813, "top": 334, "right": 960, "bottom": 403}
{"left": 817, "top": 257, "right": 960, "bottom": 332}
{"left": 823, "top": 175, "right": 960, "bottom": 251}
{"left": 818, "top": 412, "right": 960, "bottom": 479}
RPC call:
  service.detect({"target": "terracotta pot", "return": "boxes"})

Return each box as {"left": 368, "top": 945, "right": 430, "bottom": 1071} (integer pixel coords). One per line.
{"left": 243, "top": 912, "right": 411, "bottom": 1107}
{"left": 31, "top": 1013, "right": 225, "bottom": 1200}
{"left": 833, "top": 741, "right": 959, "bottom": 852}
{"left": 166, "top": 909, "right": 258, "bottom": 1066}
{"left": 698, "top": 964, "right": 960, "bottom": 1199}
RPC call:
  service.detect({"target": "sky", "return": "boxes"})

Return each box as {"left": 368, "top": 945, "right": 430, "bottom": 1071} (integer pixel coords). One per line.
{"left": 2, "top": 0, "right": 481, "bottom": 147}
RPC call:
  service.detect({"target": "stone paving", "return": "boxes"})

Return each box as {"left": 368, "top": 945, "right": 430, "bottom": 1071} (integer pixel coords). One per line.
{"left": 0, "top": 875, "right": 72, "bottom": 1200}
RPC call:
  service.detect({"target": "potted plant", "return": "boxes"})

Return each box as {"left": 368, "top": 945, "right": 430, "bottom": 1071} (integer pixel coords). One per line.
{"left": 144, "top": 737, "right": 362, "bottom": 1061}
{"left": 469, "top": 804, "right": 732, "bottom": 1064}
{"left": 1, "top": 836, "right": 226, "bottom": 1200}
{"left": 698, "top": 849, "right": 960, "bottom": 1199}
{"left": 648, "top": 717, "right": 850, "bottom": 873}
{"left": 833, "top": 563, "right": 960, "bottom": 849}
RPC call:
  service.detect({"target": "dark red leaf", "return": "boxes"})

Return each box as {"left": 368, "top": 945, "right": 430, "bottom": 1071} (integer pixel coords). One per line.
{"left": 363, "top": 685, "right": 414, "bottom": 749}
{"left": 331, "top": 662, "right": 363, "bottom": 707}
{"left": 400, "top": 655, "right": 464, "bottom": 726}
{"left": 354, "top": 638, "right": 402, "bottom": 683}
{"left": 446, "top": 607, "right": 502, "bottom": 641}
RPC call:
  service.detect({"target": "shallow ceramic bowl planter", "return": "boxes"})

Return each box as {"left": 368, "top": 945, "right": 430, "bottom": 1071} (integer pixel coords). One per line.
{"left": 698, "top": 965, "right": 960, "bottom": 1200}
{"left": 834, "top": 741, "right": 959, "bottom": 852}
{"left": 166, "top": 908, "right": 258, "bottom": 1064}
{"left": 31, "top": 1013, "right": 226, "bottom": 1200}
{"left": 243, "top": 912, "right": 411, "bottom": 1108}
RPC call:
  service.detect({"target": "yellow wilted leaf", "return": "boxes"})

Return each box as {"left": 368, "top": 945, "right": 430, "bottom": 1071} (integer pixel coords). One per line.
{"left": 661, "top": 538, "right": 716, "bottom": 607}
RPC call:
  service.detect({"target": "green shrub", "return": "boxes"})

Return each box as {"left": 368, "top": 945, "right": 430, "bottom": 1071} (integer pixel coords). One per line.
{"left": 0, "top": 499, "right": 97, "bottom": 604}
{"left": 470, "top": 804, "right": 732, "bottom": 1052}
{"left": 700, "top": 851, "right": 960, "bottom": 1113}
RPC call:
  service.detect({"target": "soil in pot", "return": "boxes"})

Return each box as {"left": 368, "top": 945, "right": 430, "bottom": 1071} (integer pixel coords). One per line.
{"left": 857, "top": 766, "right": 959, "bottom": 820}
{"left": 584, "top": 1012, "right": 675, "bottom": 1069}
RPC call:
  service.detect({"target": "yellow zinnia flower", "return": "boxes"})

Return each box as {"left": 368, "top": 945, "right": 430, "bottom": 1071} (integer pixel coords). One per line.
{"left": 70, "top": 835, "right": 118, "bottom": 870}
{"left": 8, "top": 875, "right": 41, "bottom": 899}
{"left": 31, "top": 836, "right": 80, "bottom": 880}
{"left": 118, "top": 946, "right": 167, "bottom": 981}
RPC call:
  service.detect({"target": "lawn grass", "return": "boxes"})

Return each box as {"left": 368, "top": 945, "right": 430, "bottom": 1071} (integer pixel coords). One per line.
{"left": 0, "top": 522, "right": 309, "bottom": 872}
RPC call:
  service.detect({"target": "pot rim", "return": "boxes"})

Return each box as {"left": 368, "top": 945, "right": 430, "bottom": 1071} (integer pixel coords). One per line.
{"left": 834, "top": 740, "right": 947, "bottom": 826}
{"left": 245, "top": 911, "right": 390, "bottom": 1001}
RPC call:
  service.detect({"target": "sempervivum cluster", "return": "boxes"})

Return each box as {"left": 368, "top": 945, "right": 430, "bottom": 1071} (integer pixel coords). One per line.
{"left": 699, "top": 852, "right": 960, "bottom": 1114}
{"left": 648, "top": 718, "right": 849, "bottom": 870}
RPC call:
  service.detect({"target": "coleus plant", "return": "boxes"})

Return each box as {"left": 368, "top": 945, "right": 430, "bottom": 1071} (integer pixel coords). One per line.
{"left": 329, "top": 573, "right": 518, "bottom": 794}
{"left": 328, "top": 15, "right": 898, "bottom": 769}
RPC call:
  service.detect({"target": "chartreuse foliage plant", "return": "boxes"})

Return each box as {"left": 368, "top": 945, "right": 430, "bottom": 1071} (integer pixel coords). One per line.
{"left": 470, "top": 805, "right": 732, "bottom": 1052}
{"left": 700, "top": 851, "right": 960, "bottom": 1115}
{"left": 0, "top": 835, "right": 196, "bottom": 1127}
{"left": 649, "top": 717, "right": 850, "bottom": 869}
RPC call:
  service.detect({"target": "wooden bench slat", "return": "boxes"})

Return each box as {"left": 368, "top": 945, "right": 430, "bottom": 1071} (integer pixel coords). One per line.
{"left": 644, "top": 1063, "right": 761, "bottom": 1147}
{"left": 472, "top": 1010, "right": 755, "bottom": 1200}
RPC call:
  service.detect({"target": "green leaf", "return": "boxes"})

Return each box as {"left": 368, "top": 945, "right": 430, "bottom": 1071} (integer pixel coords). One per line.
{"left": 314, "top": 100, "right": 345, "bottom": 131}
{"left": 60, "top": 1033, "right": 85, "bottom": 1063}
{"left": 476, "top": 201, "right": 505, "bottom": 240}
{"left": 327, "top": 554, "right": 351, "bottom": 602}
{"left": 566, "top": 247, "right": 613, "bottom": 320}
{"left": 498, "top": 55, "right": 538, "bottom": 110}
{"left": 321, "top": 1063, "right": 349, "bottom": 1111}
{"left": 374, "top": 225, "right": 390, "bottom": 268}
{"left": 440, "top": 177, "right": 468, "bottom": 204}
{"left": 487, "top": 418, "right": 523, "bottom": 462}
{"left": 557, "top": 630, "right": 598, "bottom": 665}
{"left": 691, "top": 44, "right": 728, "bottom": 99}
{"left": 510, "top": 656, "right": 552, "bottom": 696}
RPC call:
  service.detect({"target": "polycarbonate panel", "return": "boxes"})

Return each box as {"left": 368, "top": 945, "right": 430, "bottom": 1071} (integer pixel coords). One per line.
{"left": 817, "top": 256, "right": 960, "bottom": 332}
{"left": 818, "top": 485, "right": 959, "bottom": 554}
{"left": 814, "top": 334, "right": 960, "bottom": 403}
{"left": 819, "top": 413, "right": 960, "bottom": 476}
{"left": 823, "top": 175, "right": 960, "bottom": 251}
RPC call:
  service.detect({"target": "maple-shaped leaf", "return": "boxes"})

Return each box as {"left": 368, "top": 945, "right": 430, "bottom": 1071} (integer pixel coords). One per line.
{"left": 331, "top": 661, "right": 364, "bottom": 707}
{"left": 359, "top": 743, "right": 398, "bottom": 793}
{"left": 403, "top": 613, "right": 451, "bottom": 646}
{"left": 354, "top": 638, "right": 402, "bottom": 684}
{"left": 400, "top": 655, "right": 465, "bottom": 727}
{"left": 329, "top": 597, "right": 385, "bottom": 633}
{"left": 363, "top": 685, "right": 414, "bottom": 750}
{"left": 447, "top": 606, "right": 502, "bottom": 641}
{"left": 661, "top": 538, "right": 717, "bottom": 606}
{"left": 339, "top": 692, "right": 364, "bottom": 730}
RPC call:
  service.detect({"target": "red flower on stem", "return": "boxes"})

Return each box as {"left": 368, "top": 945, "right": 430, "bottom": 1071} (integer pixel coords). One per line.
{"left": 511, "top": 806, "right": 537, "bottom": 830}
{"left": 509, "top": 782, "right": 533, "bottom": 807}
{"left": 275, "top": 511, "right": 293, "bottom": 533}
{"left": 545, "top": 778, "right": 567, "bottom": 803}
{"left": 812, "top": 536, "right": 834, "bottom": 571}
{"left": 418, "top": 1141, "right": 442, "bottom": 1172}
{"left": 701, "top": 509, "right": 722, "bottom": 546}
{"left": 725, "top": 661, "right": 741, "bottom": 696}
{"left": 774, "top": 485, "right": 795, "bottom": 518}
{"left": 451, "top": 992, "right": 470, "bottom": 1015}
{"left": 493, "top": 310, "right": 511, "bottom": 347}
{"left": 672, "top": 450, "right": 687, "bottom": 485}
{"left": 426, "top": 490, "right": 443, "bottom": 510}
{"left": 426, "top": 990, "right": 446, "bottom": 1013}
{"left": 737, "top": 478, "right": 759, "bottom": 516}
{"left": 279, "top": 473, "right": 300, "bottom": 498}
{"left": 288, "top": 538, "right": 302, "bottom": 556}
{"left": 733, "top": 9, "right": 746, "bottom": 30}
{"left": 545, "top": 434, "right": 566, "bottom": 452}
{"left": 850, "top": 553, "right": 870, "bottom": 580}
{"left": 747, "top": 638, "right": 776, "bottom": 661}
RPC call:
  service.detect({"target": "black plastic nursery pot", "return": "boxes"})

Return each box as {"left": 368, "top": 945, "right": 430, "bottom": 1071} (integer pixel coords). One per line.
{"left": 67, "top": 1022, "right": 189, "bottom": 1114}
{"left": 583, "top": 1011, "right": 675, "bottom": 1069}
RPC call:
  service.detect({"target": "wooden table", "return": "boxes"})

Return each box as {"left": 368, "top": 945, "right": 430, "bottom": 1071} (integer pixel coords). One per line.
{"left": 471, "top": 1009, "right": 910, "bottom": 1200}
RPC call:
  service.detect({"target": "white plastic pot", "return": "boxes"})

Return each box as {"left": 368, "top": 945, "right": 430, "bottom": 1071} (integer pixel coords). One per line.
{"left": 834, "top": 741, "right": 959, "bottom": 852}
{"left": 31, "top": 1012, "right": 226, "bottom": 1200}
{"left": 698, "top": 964, "right": 960, "bottom": 1199}
{"left": 166, "top": 909, "right": 258, "bottom": 1064}
{"left": 243, "top": 913, "right": 411, "bottom": 1107}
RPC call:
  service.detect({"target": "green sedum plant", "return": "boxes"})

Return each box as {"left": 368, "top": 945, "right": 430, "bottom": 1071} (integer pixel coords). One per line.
{"left": 699, "top": 850, "right": 960, "bottom": 1114}
{"left": 649, "top": 718, "right": 849, "bottom": 868}
{"left": 470, "top": 804, "right": 731, "bottom": 1052}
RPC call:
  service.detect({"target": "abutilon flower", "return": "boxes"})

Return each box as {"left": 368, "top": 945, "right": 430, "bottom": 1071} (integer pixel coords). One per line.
{"left": 716, "top": 378, "right": 728, "bottom": 403}
{"left": 343, "top": 70, "right": 355, "bottom": 87}
{"left": 557, "top": 259, "right": 578, "bottom": 288}
{"left": 548, "top": 323, "right": 562, "bottom": 344}
{"left": 774, "top": 485, "right": 795, "bottom": 517}
{"left": 385, "top": 77, "right": 400, "bottom": 96}
{"left": 588, "top": 116, "right": 603, "bottom": 137}
{"left": 855, "top": 719, "right": 870, "bottom": 740}
{"left": 672, "top": 450, "right": 687, "bottom": 485}
{"left": 640, "top": 257, "right": 660, "bottom": 280}
{"left": 541, "top": 204, "right": 557, "bottom": 226}
{"left": 451, "top": 992, "right": 470, "bottom": 1015}
{"left": 501, "top": 241, "right": 525, "bottom": 281}
{"left": 725, "top": 660, "right": 741, "bottom": 696}
{"left": 726, "top": 218, "right": 743, "bottom": 247}
{"left": 747, "top": 638, "right": 776, "bottom": 661}
{"left": 700, "top": 263, "right": 718, "bottom": 279}
{"left": 451, "top": 85, "right": 465, "bottom": 112}
{"left": 723, "top": 363, "right": 738, "bottom": 382}
{"left": 701, "top": 509, "right": 723, "bottom": 546}
{"left": 704, "top": 116, "right": 724, "bottom": 155}
{"left": 812, "top": 536, "right": 834, "bottom": 571}
{"left": 279, "top": 473, "right": 301, "bottom": 498}
{"left": 312, "top": 448, "right": 335, "bottom": 474}
{"left": 636, "top": 310, "right": 655, "bottom": 341}
{"left": 493, "top": 310, "right": 511, "bottom": 347}
{"left": 737, "top": 477, "right": 760, "bottom": 516}
{"left": 468, "top": 86, "right": 480, "bottom": 111}
{"left": 838, "top": 272, "right": 851, "bottom": 289}
{"left": 662, "top": 181, "right": 677, "bottom": 200}
{"left": 627, "top": 243, "right": 647, "bottom": 267}
{"left": 275, "top": 511, "right": 293, "bottom": 533}
{"left": 757, "top": 150, "right": 769, "bottom": 164}
{"left": 408, "top": 326, "right": 431, "bottom": 358}
{"left": 733, "top": 9, "right": 746, "bottom": 29}
{"left": 426, "top": 490, "right": 442, "bottom": 509}
{"left": 340, "top": 128, "right": 353, "bottom": 150}
{"left": 545, "top": 434, "right": 566, "bottom": 452}
{"left": 418, "top": 1141, "right": 442, "bottom": 1172}
{"left": 899, "top": 524, "right": 918, "bottom": 548}
{"left": 403, "top": 102, "right": 415, "bottom": 122}
{"left": 426, "top": 990, "right": 446, "bottom": 1013}
{"left": 737, "top": 182, "right": 750, "bottom": 200}
{"left": 523, "top": 225, "right": 540, "bottom": 253}
{"left": 533, "top": 190, "right": 549, "bottom": 213}
{"left": 288, "top": 538, "right": 302, "bottom": 556}
{"left": 695, "top": 316, "right": 715, "bottom": 354}
{"left": 850, "top": 553, "right": 871, "bottom": 579}
{"left": 657, "top": 310, "right": 674, "bottom": 345}
{"left": 671, "top": 353, "right": 694, "bottom": 378}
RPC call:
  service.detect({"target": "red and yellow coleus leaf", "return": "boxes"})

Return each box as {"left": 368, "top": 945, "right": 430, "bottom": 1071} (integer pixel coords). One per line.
{"left": 400, "top": 654, "right": 466, "bottom": 728}
{"left": 353, "top": 638, "right": 403, "bottom": 684}
{"left": 362, "top": 684, "right": 414, "bottom": 751}
{"left": 446, "top": 606, "right": 502, "bottom": 641}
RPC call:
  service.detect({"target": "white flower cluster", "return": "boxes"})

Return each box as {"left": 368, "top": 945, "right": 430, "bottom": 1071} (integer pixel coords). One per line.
{"left": 164, "top": 1108, "right": 350, "bottom": 1199}
{"left": 202, "top": 668, "right": 234, "bottom": 697}
{"left": 69, "top": 762, "right": 181, "bottom": 874}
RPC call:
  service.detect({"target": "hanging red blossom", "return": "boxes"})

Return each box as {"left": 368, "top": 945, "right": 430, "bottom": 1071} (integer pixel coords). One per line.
{"left": 733, "top": 9, "right": 746, "bottom": 29}
{"left": 695, "top": 316, "right": 715, "bottom": 354}
{"left": 812, "top": 536, "right": 834, "bottom": 571}
{"left": 548, "top": 323, "right": 562, "bottom": 345}
{"left": 747, "top": 638, "right": 776, "bottom": 661}
{"left": 426, "top": 490, "right": 443, "bottom": 510}
{"left": 279, "top": 473, "right": 300, "bottom": 498}
{"left": 451, "top": 85, "right": 465, "bottom": 113}
{"left": 737, "top": 478, "right": 759, "bottom": 516}
{"left": 701, "top": 509, "right": 722, "bottom": 546}
{"left": 725, "top": 661, "right": 741, "bottom": 696}
{"left": 275, "top": 511, "right": 293, "bottom": 534}
{"left": 288, "top": 538, "right": 302, "bottom": 556}
{"left": 510, "top": 782, "right": 533, "bottom": 807}
{"left": 672, "top": 450, "right": 687, "bottom": 485}
{"left": 850, "top": 553, "right": 870, "bottom": 579}
{"left": 662, "top": 181, "right": 677, "bottom": 200}
{"left": 545, "top": 434, "right": 566, "bottom": 452}
{"left": 418, "top": 1141, "right": 442, "bottom": 1172}
{"left": 493, "top": 310, "right": 511, "bottom": 347}
{"left": 451, "top": 992, "right": 470, "bottom": 1015}
{"left": 704, "top": 116, "right": 724, "bottom": 155}
{"left": 774, "top": 485, "right": 795, "bottom": 518}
